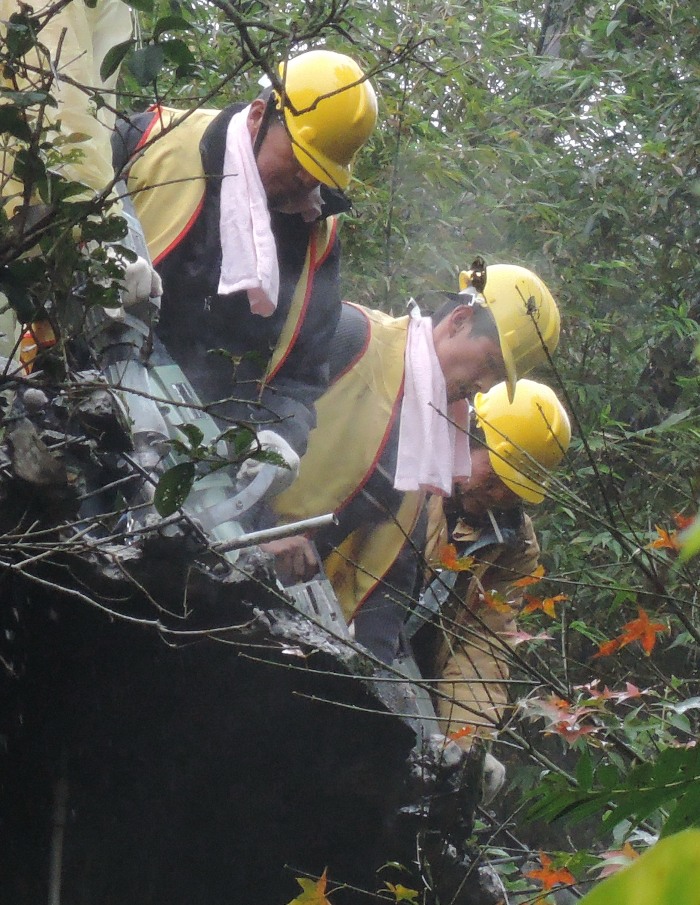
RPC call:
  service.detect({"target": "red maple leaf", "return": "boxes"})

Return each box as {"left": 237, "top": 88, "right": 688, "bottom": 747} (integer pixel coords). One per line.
{"left": 438, "top": 544, "right": 475, "bottom": 572}
{"left": 649, "top": 525, "right": 681, "bottom": 552}
{"left": 673, "top": 512, "right": 695, "bottom": 531}
{"left": 525, "top": 852, "right": 575, "bottom": 891}
{"left": 522, "top": 593, "right": 568, "bottom": 618}
{"left": 592, "top": 609, "right": 665, "bottom": 658}
{"left": 521, "top": 695, "right": 595, "bottom": 731}
{"left": 592, "top": 637, "right": 623, "bottom": 659}
{"left": 576, "top": 680, "right": 645, "bottom": 703}
{"left": 449, "top": 725, "right": 475, "bottom": 742}
{"left": 619, "top": 608, "right": 666, "bottom": 655}
{"left": 512, "top": 564, "right": 546, "bottom": 588}
{"left": 481, "top": 589, "right": 514, "bottom": 614}
{"left": 547, "top": 722, "right": 598, "bottom": 744}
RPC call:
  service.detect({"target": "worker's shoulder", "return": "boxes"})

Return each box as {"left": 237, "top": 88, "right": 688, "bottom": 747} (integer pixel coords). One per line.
{"left": 113, "top": 104, "right": 223, "bottom": 162}
{"left": 343, "top": 301, "right": 411, "bottom": 332}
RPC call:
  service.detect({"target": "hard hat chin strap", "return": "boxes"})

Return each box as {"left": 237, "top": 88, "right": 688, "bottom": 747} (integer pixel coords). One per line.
{"left": 458, "top": 286, "right": 487, "bottom": 308}
{"left": 253, "top": 93, "right": 278, "bottom": 159}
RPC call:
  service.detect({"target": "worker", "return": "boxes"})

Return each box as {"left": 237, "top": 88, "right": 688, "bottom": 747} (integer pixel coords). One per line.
{"left": 1, "top": 0, "right": 132, "bottom": 199}
{"left": 411, "top": 378, "right": 572, "bottom": 800}
{"left": 268, "top": 262, "right": 562, "bottom": 664}
{"left": 111, "top": 49, "right": 378, "bottom": 485}
{"left": 0, "top": 0, "right": 141, "bottom": 361}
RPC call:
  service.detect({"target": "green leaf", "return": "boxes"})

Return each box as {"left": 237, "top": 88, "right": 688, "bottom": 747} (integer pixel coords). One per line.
{"left": 153, "top": 16, "right": 190, "bottom": 40}
{"left": 6, "top": 13, "right": 39, "bottom": 57}
{"left": 154, "top": 462, "right": 195, "bottom": 517}
{"left": 100, "top": 40, "right": 133, "bottom": 82}
{"left": 128, "top": 45, "right": 165, "bottom": 86}
{"left": 125, "top": 0, "right": 154, "bottom": 12}
{"left": 0, "top": 89, "right": 55, "bottom": 109}
{"left": 217, "top": 426, "right": 256, "bottom": 457}
{"left": 661, "top": 784, "right": 700, "bottom": 838}
{"left": 161, "top": 38, "right": 196, "bottom": 68}
{"left": 177, "top": 423, "right": 204, "bottom": 450}
{"left": 0, "top": 105, "right": 32, "bottom": 142}
{"left": 576, "top": 750, "right": 594, "bottom": 791}
{"left": 578, "top": 829, "right": 700, "bottom": 905}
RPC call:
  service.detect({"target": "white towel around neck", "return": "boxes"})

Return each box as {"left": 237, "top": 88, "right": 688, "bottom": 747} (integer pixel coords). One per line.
{"left": 394, "top": 307, "right": 472, "bottom": 495}
{"left": 217, "top": 105, "right": 279, "bottom": 316}
{"left": 217, "top": 106, "right": 325, "bottom": 315}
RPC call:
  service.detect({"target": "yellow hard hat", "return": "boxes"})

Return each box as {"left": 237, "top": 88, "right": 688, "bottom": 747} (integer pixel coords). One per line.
{"left": 276, "top": 49, "right": 378, "bottom": 190}
{"left": 459, "top": 263, "right": 561, "bottom": 402}
{"left": 473, "top": 378, "right": 571, "bottom": 504}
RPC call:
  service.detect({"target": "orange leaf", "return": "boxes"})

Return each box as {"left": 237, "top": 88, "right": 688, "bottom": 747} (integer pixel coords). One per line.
{"left": 592, "top": 609, "right": 666, "bottom": 658}
{"left": 521, "top": 595, "right": 543, "bottom": 615}
{"left": 619, "top": 607, "right": 666, "bottom": 655}
{"left": 522, "top": 593, "right": 568, "bottom": 618}
{"left": 512, "top": 564, "right": 546, "bottom": 588}
{"left": 449, "top": 725, "right": 475, "bottom": 741}
{"left": 649, "top": 525, "right": 681, "bottom": 552}
{"left": 592, "top": 637, "right": 622, "bottom": 659}
{"left": 547, "top": 722, "right": 598, "bottom": 744}
{"left": 481, "top": 589, "right": 514, "bottom": 614}
{"left": 438, "top": 543, "right": 475, "bottom": 572}
{"left": 288, "top": 868, "right": 332, "bottom": 905}
{"left": 525, "top": 852, "right": 575, "bottom": 891}
{"left": 673, "top": 512, "right": 695, "bottom": 531}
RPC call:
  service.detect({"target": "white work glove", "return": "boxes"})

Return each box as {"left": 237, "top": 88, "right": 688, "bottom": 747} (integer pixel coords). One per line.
{"left": 237, "top": 429, "right": 300, "bottom": 497}
{"left": 481, "top": 752, "right": 507, "bottom": 805}
{"left": 119, "top": 255, "right": 163, "bottom": 306}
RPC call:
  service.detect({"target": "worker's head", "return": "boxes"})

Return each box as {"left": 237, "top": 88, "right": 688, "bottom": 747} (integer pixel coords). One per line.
{"left": 431, "top": 298, "right": 507, "bottom": 403}
{"left": 248, "top": 49, "right": 377, "bottom": 208}
{"left": 458, "top": 262, "right": 561, "bottom": 401}
{"left": 454, "top": 378, "right": 571, "bottom": 516}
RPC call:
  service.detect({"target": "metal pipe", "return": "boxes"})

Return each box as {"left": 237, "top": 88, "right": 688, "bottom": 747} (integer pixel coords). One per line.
{"left": 213, "top": 513, "right": 336, "bottom": 553}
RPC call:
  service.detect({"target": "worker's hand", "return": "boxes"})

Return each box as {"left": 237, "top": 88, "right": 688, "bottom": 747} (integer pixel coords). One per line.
{"left": 260, "top": 535, "right": 318, "bottom": 585}
{"left": 237, "top": 429, "right": 300, "bottom": 496}
{"left": 119, "top": 255, "right": 163, "bottom": 306}
{"left": 481, "top": 752, "right": 506, "bottom": 805}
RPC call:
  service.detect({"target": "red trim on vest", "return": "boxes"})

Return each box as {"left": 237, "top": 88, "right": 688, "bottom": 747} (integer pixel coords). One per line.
{"left": 264, "top": 221, "right": 332, "bottom": 384}
{"left": 349, "top": 554, "right": 399, "bottom": 620}
{"left": 134, "top": 105, "right": 162, "bottom": 153}
{"left": 338, "top": 371, "right": 405, "bottom": 513}
{"left": 315, "top": 216, "right": 337, "bottom": 268}
{"left": 152, "top": 195, "right": 206, "bottom": 266}
{"left": 133, "top": 105, "right": 206, "bottom": 265}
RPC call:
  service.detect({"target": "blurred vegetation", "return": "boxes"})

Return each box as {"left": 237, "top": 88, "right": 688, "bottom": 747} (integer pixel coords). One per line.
{"left": 2, "top": 0, "right": 700, "bottom": 900}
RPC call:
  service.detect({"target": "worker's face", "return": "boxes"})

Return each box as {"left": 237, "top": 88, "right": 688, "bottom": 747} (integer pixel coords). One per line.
{"left": 453, "top": 447, "right": 521, "bottom": 516}
{"left": 434, "top": 306, "right": 506, "bottom": 403}
{"left": 248, "top": 100, "right": 321, "bottom": 210}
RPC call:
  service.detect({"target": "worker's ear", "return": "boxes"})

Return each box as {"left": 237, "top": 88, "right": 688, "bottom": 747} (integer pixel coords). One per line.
{"left": 247, "top": 98, "right": 268, "bottom": 140}
{"left": 447, "top": 304, "right": 473, "bottom": 336}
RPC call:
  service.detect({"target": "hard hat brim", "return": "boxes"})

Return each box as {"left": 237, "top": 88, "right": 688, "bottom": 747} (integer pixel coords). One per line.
{"left": 500, "top": 340, "right": 518, "bottom": 403}
{"left": 493, "top": 457, "right": 547, "bottom": 504}
{"left": 290, "top": 142, "right": 351, "bottom": 190}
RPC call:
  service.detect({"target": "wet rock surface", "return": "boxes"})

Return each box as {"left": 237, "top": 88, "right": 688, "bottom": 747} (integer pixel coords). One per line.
{"left": 0, "top": 377, "right": 502, "bottom": 905}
